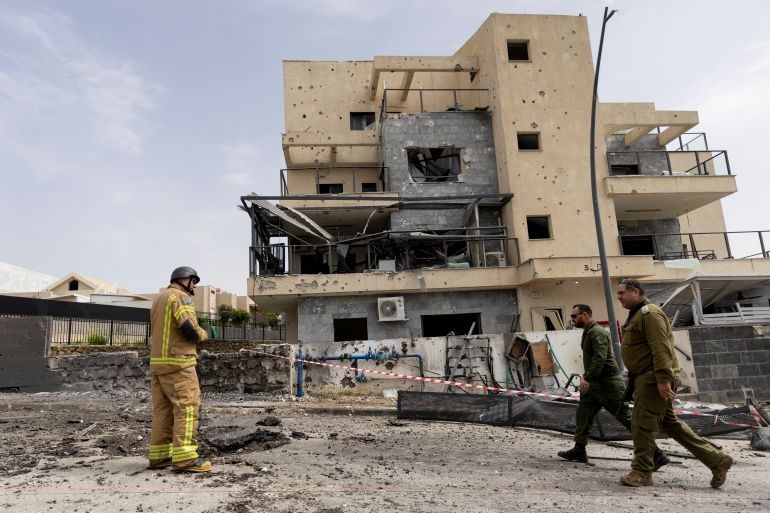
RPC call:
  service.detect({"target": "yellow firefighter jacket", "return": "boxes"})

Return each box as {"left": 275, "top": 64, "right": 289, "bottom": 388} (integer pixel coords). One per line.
{"left": 149, "top": 283, "right": 208, "bottom": 375}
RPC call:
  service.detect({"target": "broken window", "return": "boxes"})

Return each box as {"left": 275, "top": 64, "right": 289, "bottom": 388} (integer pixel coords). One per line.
{"left": 350, "top": 112, "right": 376, "bottom": 131}
{"left": 361, "top": 182, "right": 377, "bottom": 192}
{"left": 421, "top": 313, "right": 481, "bottom": 337}
{"left": 507, "top": 40, "right": 530, "bottom": 61}
{"left": 318, "top": 183, "right": 343, "bottom": 194}
{"left": 517, "top": 132, "right": 540, "bottom": 150}
{"left": 333, "top": 318, "right": 368, "bottom": 342}
{"left": 531, "top": 308, "right": 565, "bottom": 331}
{"left": 611, "top": 164, "right": 639, "bottom": 176}
{"left": 407, "top": 147, "right": 462, "bottom": 183}
{"left": 527, "top": 216, "right": 551, "bottom": 239}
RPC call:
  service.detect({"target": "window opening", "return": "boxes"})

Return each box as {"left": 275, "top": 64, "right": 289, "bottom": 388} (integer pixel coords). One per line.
{"left": 532, "top": 308, "right": 565, "bottom": 331}
{"left": 68, "top": 280, "right": 79, "bottom": 291}
{"left": 621, "top": 235, "right": 654, "bottom": 256}
{"left": 350, "top": 112, "right": 376, "bottom": 131}
{"left": 361, "top": 182, "right": 377, "bottom": 192}
{"left": 507, "top": 41, "right": 530, "bottom": 61}
{"left": 318, "top": 183, "right": 343, "bottom": 194}
{"left": 333, "top": 318, "right": 368, "bottom": 342}
{"left": 527, "top": 216, "right": 551, "bottom": 239}
{"left": 611, "top": 164, "right": 640, "bottom": 176}
{"left": 517, "top": 133, "right": 540, "bottom": 150}
{"left": 407, "top": 147, "right": 462, "bottom": 183}
{"left": 421, "top": 313, "right": 481, "bottom": 337}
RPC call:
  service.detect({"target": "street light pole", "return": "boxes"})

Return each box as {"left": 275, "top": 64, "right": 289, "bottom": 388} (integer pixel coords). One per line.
{"left": 589, "top": 7, "right": 623, "bottom": 369}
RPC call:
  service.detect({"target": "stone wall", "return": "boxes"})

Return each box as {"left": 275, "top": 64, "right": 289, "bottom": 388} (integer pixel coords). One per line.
{"left": 43, "top": 344, "right": 293, "bottom": 394}
{"left": 689, "top": 325, "right": 770, "bottom": 403}
{"left": 197, "top": 346, "right": 292, "bottom": 394}
{"left": 0, "top": 316, "right": 61, "bottom": 391}
{"left": 47, "top": 351, "right": 146, "bottom": 392}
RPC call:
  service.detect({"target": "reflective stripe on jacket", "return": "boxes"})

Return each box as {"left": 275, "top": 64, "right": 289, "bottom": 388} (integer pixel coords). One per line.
{"left": 149, "top": 283, "right": 208, "bottom": 374}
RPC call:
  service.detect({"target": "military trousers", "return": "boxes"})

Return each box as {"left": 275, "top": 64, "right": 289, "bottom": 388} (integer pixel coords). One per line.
{"left": 575, "top": 374, "right": 630, "bottom": 446}
{"left": 631, "top": 373, "right": 723, "bottom": 475}
{"left": 149, "top": 365, "right": 201, "bottom": 465}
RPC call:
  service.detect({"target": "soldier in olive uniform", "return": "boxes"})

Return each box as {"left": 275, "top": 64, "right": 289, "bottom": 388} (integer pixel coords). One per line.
{"left": 558, "top": 304, "right": 669, "bottom": 470}
{"left": 617, "top": 279, "right": 733, "bottom": 487}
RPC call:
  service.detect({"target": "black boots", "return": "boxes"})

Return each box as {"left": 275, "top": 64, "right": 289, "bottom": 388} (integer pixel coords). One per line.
{"left": 653, "top": 448, "right": 671, "bottom": 471}
{"left": 557, "top": 444, "right": 588, "bottom": 463}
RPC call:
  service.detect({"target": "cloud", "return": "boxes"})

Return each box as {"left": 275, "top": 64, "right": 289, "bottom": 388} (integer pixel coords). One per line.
{"left": 0, "top": 8, "right": 163, "bottom": 169}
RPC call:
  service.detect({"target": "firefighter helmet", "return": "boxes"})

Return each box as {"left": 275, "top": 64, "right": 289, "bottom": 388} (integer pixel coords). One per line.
{"left": 170, "top": 266, "right": 200, "bottom": 285}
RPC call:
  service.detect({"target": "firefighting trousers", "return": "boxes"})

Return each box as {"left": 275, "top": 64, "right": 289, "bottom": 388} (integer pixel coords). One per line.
{"left": 149, "top": 366, "right": 201, "bottom": 464}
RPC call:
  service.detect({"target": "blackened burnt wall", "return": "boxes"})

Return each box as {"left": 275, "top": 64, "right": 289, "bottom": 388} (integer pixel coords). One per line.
{"left": 382, "top": 112, "right": 499, "bottom": 231}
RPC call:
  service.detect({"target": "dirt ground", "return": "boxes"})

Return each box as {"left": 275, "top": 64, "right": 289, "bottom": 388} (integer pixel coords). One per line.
{"left": 1, "top": 391, "right": 769, "bottom": 513}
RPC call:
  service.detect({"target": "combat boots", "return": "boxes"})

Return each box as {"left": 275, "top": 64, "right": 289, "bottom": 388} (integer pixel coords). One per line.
{"left": 710, "top": 454, "right": 733, "bottom": 488}
{"left": 620, "top": 470, "right": 653, "bottom": 487}
{"left": 653, "top": 448, "right": 671, "bottom": 471}
{"left": 557, "top": 444, "right": 588, "bottom": 463}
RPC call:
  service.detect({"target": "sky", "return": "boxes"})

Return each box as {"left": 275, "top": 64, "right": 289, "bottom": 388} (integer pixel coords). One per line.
{"left": 1, "top": 0, "right": 769, "bottom": 295}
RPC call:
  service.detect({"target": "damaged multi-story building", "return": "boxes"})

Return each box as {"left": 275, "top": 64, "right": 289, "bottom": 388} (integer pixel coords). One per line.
{"left": 243, "top": 13, "right": 770, "bottom": 346}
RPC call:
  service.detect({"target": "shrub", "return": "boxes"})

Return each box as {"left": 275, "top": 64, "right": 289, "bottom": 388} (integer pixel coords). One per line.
{"left": 266, "top": 312, "right": 280, "bottom": 327}
{"left": 86, "top": 333, "right": 109, "bottom": 346}
{"left": 230, "top": 309, "right": 251, "bottom": 326}
{"left": 218, "top": 304, "right": 234, "bottom": 325}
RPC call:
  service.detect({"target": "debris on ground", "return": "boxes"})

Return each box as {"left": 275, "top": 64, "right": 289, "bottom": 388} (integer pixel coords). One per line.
{"left": 750, "top": 427, "right": 770, "bottom": 451}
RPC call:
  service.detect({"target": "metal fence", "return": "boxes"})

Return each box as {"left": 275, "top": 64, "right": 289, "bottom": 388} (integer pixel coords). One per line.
{"left": 8, "top": 315, "right": 285, "bottom": 347}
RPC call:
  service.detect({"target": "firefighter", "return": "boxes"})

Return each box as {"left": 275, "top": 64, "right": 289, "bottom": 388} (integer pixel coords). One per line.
{"left": 147, "top": 266, "right": 212, "bottom": 473}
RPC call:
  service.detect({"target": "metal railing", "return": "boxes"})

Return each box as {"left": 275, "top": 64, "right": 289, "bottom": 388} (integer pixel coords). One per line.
{"left": 607, "top": 150, "right": 731, "bottom": 176}
{"left": 619, "top": 230, "right": 770, "bottom": 261}
{"left": 380, "top": 88, "right": 490, "bottom": 119}
{"left": 280, "top": 165, "right": 389, "bottom": 196}
{"left": 48, "top": 317, "right": 150, "bottom": 347}
{"left": 38, "top": 316, "right": 286, "bottom": 347}
{"left": 672, "top": 132, "right": 709, "bottom": 152}
{"left": 250, "top": 227, "right": 519, "bottom": 276}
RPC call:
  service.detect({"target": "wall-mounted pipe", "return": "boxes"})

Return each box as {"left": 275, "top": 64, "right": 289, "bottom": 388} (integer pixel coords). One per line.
{"left": 296, "top": 346, "right": 425, "bottom": 395}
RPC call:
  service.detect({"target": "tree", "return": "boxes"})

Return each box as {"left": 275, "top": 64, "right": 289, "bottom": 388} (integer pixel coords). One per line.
{"left": 230, "top": 308, "right": 251, "bottom": 326}
{"left": 218, "top": 304, "right": 234, "bottom": 325}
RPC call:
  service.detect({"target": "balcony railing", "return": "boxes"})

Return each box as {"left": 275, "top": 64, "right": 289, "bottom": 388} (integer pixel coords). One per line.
{"left": 607, "top": 150, "right": 731, "bottom": 176}
{"left": 380, "top": 88, "right": 490, "bottom": 120}
{"left": 280, "top": 165, "right": 389, "bottom": 196}
{"left": 619, "top": 231, "right": 770, "bottom": 261}
{"left": 250, "top": 227, "right": 518, "bottom": 277}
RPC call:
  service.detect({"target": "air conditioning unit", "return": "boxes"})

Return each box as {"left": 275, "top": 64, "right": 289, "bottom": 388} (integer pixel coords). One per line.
{"left": 377, "top": 296, "right": 407, "bottom": 322}
{"left": 485, "top": 251, "right": 506, "bottom": 267}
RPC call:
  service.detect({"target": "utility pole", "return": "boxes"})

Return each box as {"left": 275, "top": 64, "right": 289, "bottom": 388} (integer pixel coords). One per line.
{"left": 589, "top": 7, "right": 623, "bottom": 369}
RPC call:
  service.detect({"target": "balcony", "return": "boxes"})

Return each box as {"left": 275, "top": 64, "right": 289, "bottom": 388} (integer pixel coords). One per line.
{"left": 380, "top": 88, "right": 490, "bottom": 118}
{"left": 619, "top": 230, "right": 770, "bottom": 261}
{"left": 605, "top": 149, "right": 737, "bottom": 220}
{"left": 249, "top": 227, "right": 518, "bottom": 277}
{"left": 280, "top": 165, "right": 389, "bottom": 196}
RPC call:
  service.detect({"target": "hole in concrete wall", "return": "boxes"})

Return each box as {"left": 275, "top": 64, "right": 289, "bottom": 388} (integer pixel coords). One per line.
{"left": 318, "top": 183, "right": 344, "bottom": 194}
{"left": 350, "top": 112, "right": 375, "bottom": 131}
{"left": 507, "top": 40, "right": 530, "bottom": 61}
{"left": 407, "top": 147, "right": 462, "bottom": 183}
{"left": 334, "top": 318, "right": 368, "bottom": 342}
{"left": 517, "top": 132, "right": 540, "bottom": 150}
{"left": 421, "top": 313, "right": 481, "bottom": 337}
{"left": 610, "top": 164, "right": 639, "bottom": 176}
{"left": 526, "top": 216, "right": 551, "bottom": 240}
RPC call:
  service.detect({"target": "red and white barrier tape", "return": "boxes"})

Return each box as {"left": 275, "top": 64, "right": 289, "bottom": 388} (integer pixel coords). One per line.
{"left": 247, "top": 350, "right": 763, "bottom": 429}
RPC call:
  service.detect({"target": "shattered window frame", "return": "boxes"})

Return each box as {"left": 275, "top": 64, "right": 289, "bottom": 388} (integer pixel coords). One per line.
{"left": 406, "top": 146, "right": 463, "bottom": 183}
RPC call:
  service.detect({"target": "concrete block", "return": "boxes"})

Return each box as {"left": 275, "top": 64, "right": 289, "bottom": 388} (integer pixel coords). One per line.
{"left": 716, "top": 352, "right": 742, "bottom": 365}
{"left": 711, "top": 365, "right": 738, "bottom": 378}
